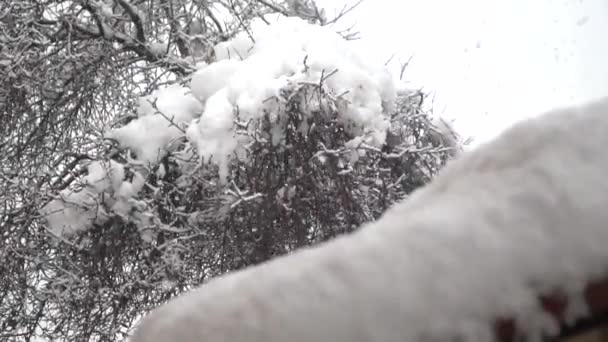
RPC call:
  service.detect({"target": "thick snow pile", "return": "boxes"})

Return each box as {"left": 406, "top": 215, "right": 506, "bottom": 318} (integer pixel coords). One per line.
{"left": 41, "top": 160, "right": 145, "bottom": 236}
{"left": 131, "top": 97, "right": 608, "bottom": 342}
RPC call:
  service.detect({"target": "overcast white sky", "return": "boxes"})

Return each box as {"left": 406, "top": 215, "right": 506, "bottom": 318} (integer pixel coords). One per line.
{"left": 319, "top": 0, "right": 608, "bottom": 144}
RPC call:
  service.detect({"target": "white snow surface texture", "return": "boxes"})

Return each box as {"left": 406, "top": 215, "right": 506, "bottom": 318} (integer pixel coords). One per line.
{"left": 131, "top": 96, "right": 608, "bottom": 342}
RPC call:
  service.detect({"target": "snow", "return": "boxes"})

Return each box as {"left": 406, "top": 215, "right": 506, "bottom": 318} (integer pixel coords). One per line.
{"left": 131, "top": 96, "right": 608, "bottom": 342}
{"left": 109, "top": 16, "right": 395, "bottom": 179}
{"left": 99, "top": 0, "right": 113, "bottom": 18}
{"left": 108, "top": 84, "right": 202, "bottom": 164}
{"left": 41, "top": 188, "right": 108, "bottom": 237}
{"left": 189, "top": 59, "right": 241, "bottom": 103}
{"left": 185, "top": 88, "right": 237, "bottom": 180}
{"left": 42, "top": 17, "right": 396, "bottom": 234}
{"left": 187, "top": 16, "right": 396, "bottom": 178}
{"left": 40, "top": 160, "right": 145, "bottom": 236}
{"left": 148, "top": 42, "right": 167, "bottom": 57}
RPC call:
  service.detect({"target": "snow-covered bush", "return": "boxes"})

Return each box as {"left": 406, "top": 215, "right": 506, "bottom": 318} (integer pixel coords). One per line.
{"left": 43, "top": 16, "right": 457, "bottom": 245}
{"left": 109, "top": 16, "right": 395, "bottom": 178}
{"left": 23, "top": 12, "right": 457, "bottom": 342}
{"left": 132, "top": 96, "right": 608, "bottom": 342}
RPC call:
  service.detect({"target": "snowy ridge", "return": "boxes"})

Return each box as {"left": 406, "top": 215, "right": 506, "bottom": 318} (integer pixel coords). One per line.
{"left": 131, "top": 96, "right": 608, "bottom": 342}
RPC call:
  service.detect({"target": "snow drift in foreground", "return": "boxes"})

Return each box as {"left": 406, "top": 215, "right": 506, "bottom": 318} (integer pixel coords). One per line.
{"left": 131, "top": 96, "right": 608, "bottom": 342}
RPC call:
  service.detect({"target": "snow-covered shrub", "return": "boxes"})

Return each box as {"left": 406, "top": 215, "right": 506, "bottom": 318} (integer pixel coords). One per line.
{"left": 2, "top": 1, "right": 356, "bottom": 341}
{"left": 32, "top": 14, "right": 458, "bottom": 342}
{"left": 42, "top": 15, "right": 457, "bottom": 244}
{"left": 132, "top": 96, "right": 608, "bottom": 342}
{"left": 40, "top": 160, "right": 147, "bottom": 236}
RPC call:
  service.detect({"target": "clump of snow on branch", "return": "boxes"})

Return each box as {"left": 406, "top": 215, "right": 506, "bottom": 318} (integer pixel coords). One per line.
{"left": 187, "top": 16, "right": 396, "bottom": 179}
{"left": 108, "top": 85, "right": 203, "bottom": 164}
{"left": 40, "top": 160, "right": 145, "bottom": 236}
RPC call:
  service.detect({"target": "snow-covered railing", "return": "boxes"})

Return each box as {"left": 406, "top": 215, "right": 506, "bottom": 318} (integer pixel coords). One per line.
{"left": 130, "top": 96, "right": 608, "bottom": 342}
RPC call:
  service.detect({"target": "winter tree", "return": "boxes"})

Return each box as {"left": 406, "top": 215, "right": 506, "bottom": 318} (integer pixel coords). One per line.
{"left": 0, "top": 0, "right": 459, "bottom": 340}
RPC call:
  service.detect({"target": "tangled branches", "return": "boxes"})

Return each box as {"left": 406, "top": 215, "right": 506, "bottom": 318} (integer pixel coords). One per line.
{"left": 0, "top": 1, "right": 458, "bottom": 340}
